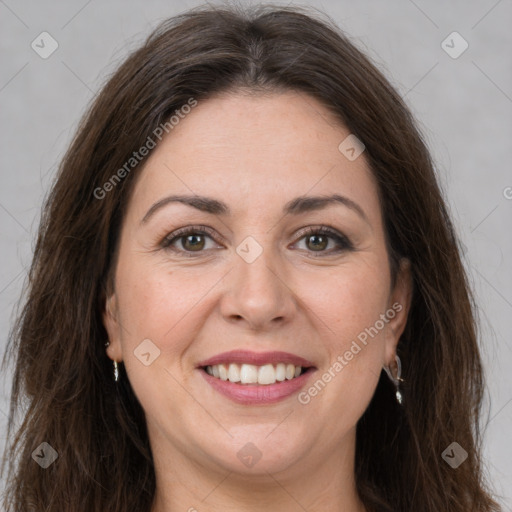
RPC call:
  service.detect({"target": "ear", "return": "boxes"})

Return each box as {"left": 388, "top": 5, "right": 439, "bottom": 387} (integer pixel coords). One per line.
{"left": 103, "top": 292, "right": 123, "bottom": 362}
{"left": 384, "top": 258, "right": 413, "bottom": 365}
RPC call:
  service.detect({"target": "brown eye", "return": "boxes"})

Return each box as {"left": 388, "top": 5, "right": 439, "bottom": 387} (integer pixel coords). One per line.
{"left": 161, "top": 225, "right": 353, "bottom": 258}
{"left": 294, "top": 226, "right": 354, "bottom": 256}
{"left": 161, "top": 226, "right": 219, "bottom": 257}
{"left": 305, "top": 233, "right": 329, "bottom": 251}
{"left": 181, "top": 233, "right": 206, "bottom": 251}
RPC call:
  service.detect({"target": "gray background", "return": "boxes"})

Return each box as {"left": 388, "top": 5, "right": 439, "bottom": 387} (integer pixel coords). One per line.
{"left": 1, "top": 0, "right": 511, "bottom": 506}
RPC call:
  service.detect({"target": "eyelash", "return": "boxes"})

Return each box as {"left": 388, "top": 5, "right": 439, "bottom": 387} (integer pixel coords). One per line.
{"left": 160, "top": 224, "right": 354, "bottom": 258}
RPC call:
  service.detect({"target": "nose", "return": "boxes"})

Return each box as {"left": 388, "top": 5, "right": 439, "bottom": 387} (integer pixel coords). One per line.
{"left": 219, "top": 243, "right": 297, "bottom": 332}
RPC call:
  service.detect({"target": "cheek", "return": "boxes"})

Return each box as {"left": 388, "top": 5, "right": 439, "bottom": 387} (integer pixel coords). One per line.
{"left": 116, "top": 248, "right": 195, "bottom": 326}
{"left": 113, "top": 257, "right": 180, "bottom": 354}
{"left": 114, "top": 255, "right": 222, "bottom": 371}
{"left": 315, "top": 257, "right": 391, "bottom": 344}
{"left": 113, "top": 262, "right": 202, "bottom": 413}
{"left": 300, "top": 273, "right": 388, "bottom": 437}
{"left": 304, "top": 254, "right": 390, "bottom": 403}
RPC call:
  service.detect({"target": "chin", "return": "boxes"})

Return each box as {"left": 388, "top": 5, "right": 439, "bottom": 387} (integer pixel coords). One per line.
{"left": 199, "top": 430, "right": 309, "bottom": 476}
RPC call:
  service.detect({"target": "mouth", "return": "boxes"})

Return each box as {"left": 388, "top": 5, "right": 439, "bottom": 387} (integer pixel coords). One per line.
{"left": 196, "top": 350, "right": 317, "bottom": 405}
{"left": 200, "top": 362, "right": 312, "bottom": 385}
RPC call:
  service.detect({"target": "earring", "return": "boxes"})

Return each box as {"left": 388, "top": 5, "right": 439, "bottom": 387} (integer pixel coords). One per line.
{"left": 384, "top": 354, "right": 404, "bottom": 405}
{"left": 105, "top": 340, "right": 119, "bottom": 383}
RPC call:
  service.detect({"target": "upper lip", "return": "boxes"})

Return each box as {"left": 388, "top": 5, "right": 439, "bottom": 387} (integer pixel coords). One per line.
{"left": 196, "top": 350, "right": 315, "bottom": 368}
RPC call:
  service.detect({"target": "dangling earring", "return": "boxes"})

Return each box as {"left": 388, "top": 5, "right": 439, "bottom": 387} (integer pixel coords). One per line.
{"left": 105, "top": 340, "right": 120, "bottom": 383}
{"left": 384, "top": 354, "right": 404, "bottom": 405}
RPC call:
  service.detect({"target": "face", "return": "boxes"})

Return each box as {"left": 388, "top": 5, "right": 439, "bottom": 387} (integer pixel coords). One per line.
{"left": 103, "top": 90, "right": 411, "bottom": 479}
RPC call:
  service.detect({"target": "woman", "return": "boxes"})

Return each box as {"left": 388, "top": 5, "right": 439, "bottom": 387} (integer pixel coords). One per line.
{"left": 1, "top": 3, "right": 503, "bottom": 511}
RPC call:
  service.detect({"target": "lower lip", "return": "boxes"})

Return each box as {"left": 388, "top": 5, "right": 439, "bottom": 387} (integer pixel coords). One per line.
{"left": 198, "top": 368, "right": 316, "bottom": 405}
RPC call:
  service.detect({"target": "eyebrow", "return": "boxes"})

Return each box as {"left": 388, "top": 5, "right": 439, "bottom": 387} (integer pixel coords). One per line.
{"left": 140, "top": 193, "right": 370, "bottom": 225}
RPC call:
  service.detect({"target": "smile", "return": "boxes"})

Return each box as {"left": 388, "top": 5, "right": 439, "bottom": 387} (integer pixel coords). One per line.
{"left": 203, "top": 363, "right": 306, "bottom": 385}
{"left": 196, "top": 350, "right": 317, "bottom": 405}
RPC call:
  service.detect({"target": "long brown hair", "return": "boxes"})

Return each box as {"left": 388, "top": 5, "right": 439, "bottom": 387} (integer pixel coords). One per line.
{"left": 1, "top": 3, "right": 502, "bottom": 511}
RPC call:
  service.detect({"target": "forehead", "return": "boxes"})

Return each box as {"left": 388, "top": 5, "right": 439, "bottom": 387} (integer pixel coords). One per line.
{"left": 127, "top": 91, "right": 381, "bottom": 225}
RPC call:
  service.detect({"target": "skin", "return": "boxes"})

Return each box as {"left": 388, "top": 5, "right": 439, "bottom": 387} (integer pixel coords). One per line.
{"left": 103, "top": 90, "right": 412, "bottom": 512}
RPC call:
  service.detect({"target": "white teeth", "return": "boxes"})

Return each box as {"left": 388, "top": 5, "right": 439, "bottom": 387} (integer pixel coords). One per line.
{"left": 258, "top": 364, "right": 276, "bottom": 385}
{"left": 218, "top": 363, "right": 228, "bottom": 381}
{"left": 227, "top": 363, "right": 241, "bottom": 382}
{"left": 204, "top": 363, "right": 305, "bottom": 385}
{"left": 240, "top": 364, "right": 258, "bottom": 384}
{"left": 275, "top": 363, "right": 286, "bottom": 381}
